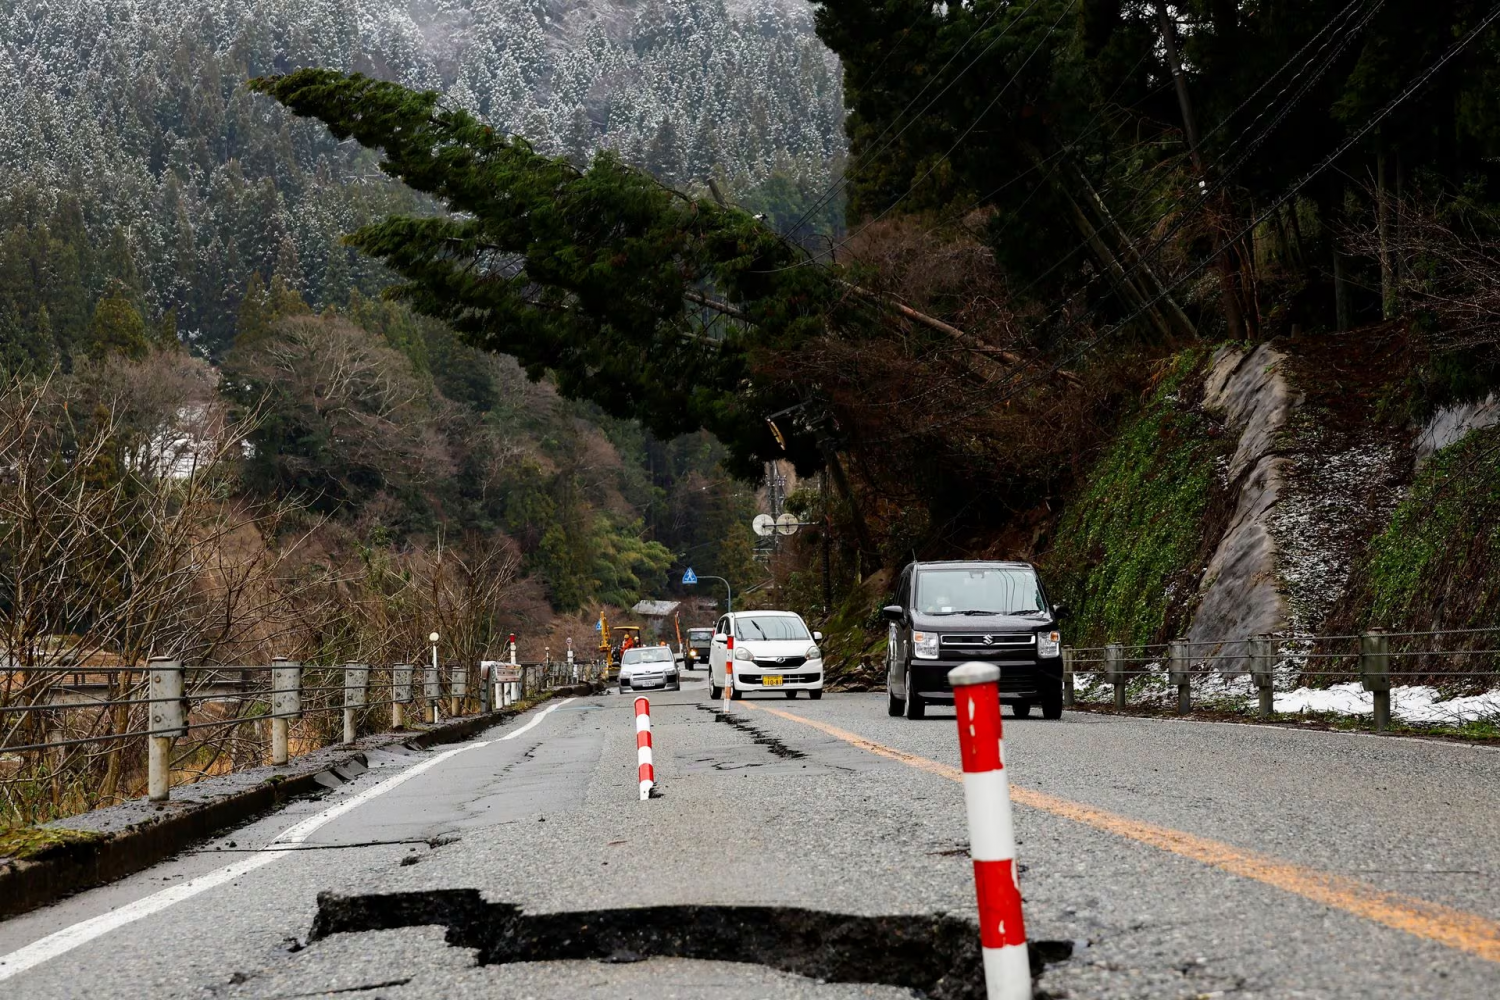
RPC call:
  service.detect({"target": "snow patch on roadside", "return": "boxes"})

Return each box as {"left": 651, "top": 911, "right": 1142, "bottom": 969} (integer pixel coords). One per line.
{"left": 1276, "top": 683, "right": 1500, "bottom": 724}
{"left": 1267, "top": 438, "right": 1401, "bottom": 636}
{"left": 1415, "top": 393, "right": 1500, "bottom": 466}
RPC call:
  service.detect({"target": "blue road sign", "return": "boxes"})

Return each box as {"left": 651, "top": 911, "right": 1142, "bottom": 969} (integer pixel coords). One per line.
{"left": 682, "top": 567, "right": 698, "bottom": 585}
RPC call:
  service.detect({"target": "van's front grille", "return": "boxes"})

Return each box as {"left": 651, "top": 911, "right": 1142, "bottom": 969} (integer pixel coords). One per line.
{"left": 940, "top": 633, "right": 1034, "bottom": 647}
{"left": 752, "top": 656, "right": 806, "bottom": 669}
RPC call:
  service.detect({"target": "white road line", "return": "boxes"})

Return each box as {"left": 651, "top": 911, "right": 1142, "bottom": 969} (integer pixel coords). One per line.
{"left": 0, "top": 698, "right": 574, "bottom": 981}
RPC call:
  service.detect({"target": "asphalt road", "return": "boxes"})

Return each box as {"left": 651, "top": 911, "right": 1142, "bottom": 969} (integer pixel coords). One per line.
{"left": 2, "top": 675, "right": 1498, "bottom": 999}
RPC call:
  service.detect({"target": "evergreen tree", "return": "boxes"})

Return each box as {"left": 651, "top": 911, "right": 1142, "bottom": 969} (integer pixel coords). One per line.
{"left": 85, "top": 288, "right": 150, "bottom": 361}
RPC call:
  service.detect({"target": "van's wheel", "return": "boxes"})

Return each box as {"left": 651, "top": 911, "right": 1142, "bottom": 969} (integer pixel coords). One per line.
{"left": 904, "top": 680, "right": 926, "bottom": 720}
{"left": 709, "top": 679, "right": 721, "bottom": 699}
{"left": 809, "top": 690, "right": 823, "bottom": 700}
{"left": 1041, "top": 681, "right": 1064, "bottom": 719}
{"left": 785, "top": 690, "right": 798, "bottom": 699}
{"left": 1012, "top": 700, "right": 1032, "bottom": 719}
{"left": 886, "top": 673, "right": 904, "bottom": 716}
{"left": 730, "top": 687, "right": 744, "bottom": 700}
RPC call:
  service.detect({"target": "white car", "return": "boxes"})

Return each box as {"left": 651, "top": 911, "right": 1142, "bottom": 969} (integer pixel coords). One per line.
{"left": 618, "top": 645, "right": 681, "bottom": 693}
{"left": 707, "top": 611, "right": 824, "bottom": 700}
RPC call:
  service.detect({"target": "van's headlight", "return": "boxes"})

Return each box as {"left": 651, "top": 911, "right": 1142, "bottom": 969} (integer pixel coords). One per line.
{"left": 806, "top": 646, "right": 822, "bottom": 659}
{"left": 913, "top": 632, "right": 939, "bottom": 659}
{"left": 734, "top": 647, "right": 753, "bottom": 661}
{"left": 1038, "top": 631, "right": 1061, "bottom": 658}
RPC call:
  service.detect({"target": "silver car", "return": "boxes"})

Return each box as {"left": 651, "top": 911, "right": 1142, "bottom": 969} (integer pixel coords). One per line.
{"left": 618, "top": 645, "right": 681, "bottom": 693}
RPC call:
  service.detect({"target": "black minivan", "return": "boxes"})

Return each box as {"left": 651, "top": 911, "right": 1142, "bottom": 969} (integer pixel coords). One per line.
{"left": 883, "top": 560, "right": 1065, "bottom": 720}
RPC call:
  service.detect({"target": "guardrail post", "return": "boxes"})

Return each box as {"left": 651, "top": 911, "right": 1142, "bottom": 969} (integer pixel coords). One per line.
{"left": 1105, "top": 643, "right": 1125, "bottom": 709}
{"left": 271, "top": 657, "right": 301, "bottom": 765}
{"left": 1168, "top": 640, "right": 1191, "bottom": 715}
{"left": 450, "top": 662, "right": 467, "bottom": 717}
{"left": 424, "top": 662, "right": 441, "bottom": 724}
{"left": 147, "top": 657, "right": 184, "bottom": 802}
{"left": 1361, "top": 628, "right": 1391, "bottom": 732}
{"left": 343, "top": 662, "right": 368, "bottom": 744}
{"left": 1251, "top": 636, "right": 1275, "bottom": 718}
{"left": 392, "top": 663, "right": 412, "bottom": 729}
{"left": 479, "top": 663, "right": 493, "bottom": 713}
{"left": 567, "top": 644, "right": 576, "bottom": 682}
{"left": 1061, "top": 647, "right": 1075, "bottom": 708}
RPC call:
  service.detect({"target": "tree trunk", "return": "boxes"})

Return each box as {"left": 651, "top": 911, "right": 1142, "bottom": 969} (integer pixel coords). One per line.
{"left": 1333, "top": 244, "right": 1351, "bottom": 332}
{"left": 1154, "top": 0, "right": 1251, "bottom": 340}
{"left": 1378, "top": 144, "right": 1395, "bottom": 320}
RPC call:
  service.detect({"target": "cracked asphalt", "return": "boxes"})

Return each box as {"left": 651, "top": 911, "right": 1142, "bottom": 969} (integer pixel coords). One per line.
{"left": 2, "top": 675, "right": 1497, "bottom": 999}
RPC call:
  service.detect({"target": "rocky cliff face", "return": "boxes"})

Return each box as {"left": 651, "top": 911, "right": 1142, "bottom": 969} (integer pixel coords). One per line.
{"left": 1185, "top": 344, "right": 1297, "bottom": 648}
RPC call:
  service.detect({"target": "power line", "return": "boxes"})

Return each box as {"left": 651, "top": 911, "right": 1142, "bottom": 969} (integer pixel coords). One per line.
{"left": 880, "top": 1, "right": 1500, "bottom": 441}
{"left": 786, "top": 0, "right": 1046, "bottom": 240}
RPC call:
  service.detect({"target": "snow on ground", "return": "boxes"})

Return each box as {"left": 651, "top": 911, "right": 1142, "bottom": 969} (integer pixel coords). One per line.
{"left": 1073, "top": 669, "right": 1500, "bottom": 725}
{"left": 1275, "top": 682, "right": 1500, "bottom": 725}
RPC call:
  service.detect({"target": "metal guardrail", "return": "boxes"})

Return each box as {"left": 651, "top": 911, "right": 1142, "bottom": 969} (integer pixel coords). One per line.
{"left": 1, "top": 653, "right": 609, "bottom": 808}
{"left": 1061, "top": 627, "right": 1500, "bottom": 730}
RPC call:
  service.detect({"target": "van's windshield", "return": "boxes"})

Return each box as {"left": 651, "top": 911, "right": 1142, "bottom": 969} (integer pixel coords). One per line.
{"left": 688, "top": 629, "right": 713, "bottom": 641}
{"left": 622, "top": 646, "right": 673, "bottom": 664}
{"left": 915, "top": 567, "right": 1047, "bottom": 616}
{"left": 733, "top": 616, "right": 811, "bottom": 641}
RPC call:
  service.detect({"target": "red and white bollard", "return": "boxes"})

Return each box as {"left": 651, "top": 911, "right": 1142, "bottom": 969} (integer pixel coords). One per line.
{"left": 722, "top": 635, "right": 735, "bottom": 712}
{"left": 949, "top": 662, "right": 1030, "bottom": 1000}
{"left": 635, "top": 696, "right": 654, "bottom": 800}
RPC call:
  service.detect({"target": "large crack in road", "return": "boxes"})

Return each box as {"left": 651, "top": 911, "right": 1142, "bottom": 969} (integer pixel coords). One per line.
{"left": 307, "top": 888, "right": 1074, "bottom": 999}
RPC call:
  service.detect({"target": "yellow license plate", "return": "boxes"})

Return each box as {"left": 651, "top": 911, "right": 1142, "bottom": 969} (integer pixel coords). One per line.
{"left": 762, "top": 675, "right": 783, "bottom": 686}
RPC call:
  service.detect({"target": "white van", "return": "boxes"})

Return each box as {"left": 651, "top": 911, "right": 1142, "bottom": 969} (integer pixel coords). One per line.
{"left": 708, "top": 610, "right": 824, "bottom": 700}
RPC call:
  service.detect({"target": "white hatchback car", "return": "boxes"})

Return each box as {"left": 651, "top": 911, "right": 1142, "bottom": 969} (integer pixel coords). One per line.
{"left": 618, "top": 645, "right": 681, "bottom": 694}
{"left": 708, "top": 611, "right": 824, "bottom": 700}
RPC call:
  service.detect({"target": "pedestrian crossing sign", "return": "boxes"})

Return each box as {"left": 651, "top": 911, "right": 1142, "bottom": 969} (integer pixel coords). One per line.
{"left": 682, "top": 567, "right": 698, "bottom": 585}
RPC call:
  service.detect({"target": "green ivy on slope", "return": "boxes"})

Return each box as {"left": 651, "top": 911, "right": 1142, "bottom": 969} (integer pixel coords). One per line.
{"left": 1360, "top": 425, "right": 1500, "bottom": 630}
{"left": 1044, "top": 350, "right": 1224, "bottom": 647}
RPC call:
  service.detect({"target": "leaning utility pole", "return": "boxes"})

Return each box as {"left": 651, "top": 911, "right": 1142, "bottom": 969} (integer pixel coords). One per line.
{"left": 1154, "top": 1, "right": 1253, "bottom": 340}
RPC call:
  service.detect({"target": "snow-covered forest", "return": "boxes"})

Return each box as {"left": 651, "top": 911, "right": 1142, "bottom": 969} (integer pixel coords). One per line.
{"left": 0, "top": 0, "right": 845, "bottom": 358}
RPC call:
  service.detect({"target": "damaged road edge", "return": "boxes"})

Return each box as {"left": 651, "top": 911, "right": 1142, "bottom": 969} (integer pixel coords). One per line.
{"left": 0, "top": 700, "right": 551, "bottom": 921}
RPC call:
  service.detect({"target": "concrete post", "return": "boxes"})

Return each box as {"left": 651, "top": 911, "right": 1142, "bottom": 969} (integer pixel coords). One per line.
{"left": 271, "top": 656, "right": 301, "bottom": 765}
{"left": 1361, "top": 629, "right": 1391, "bottom": 732}
{"left": 450, "top": 662, "right": 466, "bottom": 718}
{"left": 1105, "top": 643, "right": 1125, "bottom": 709}
{"left": 1168, "top": 640, "right": 1191, "bottom": 715}
{"left": 1252, "top": 636, "right": 1275, "bottom": 719}
{"left": 147, "top": 657, "right": 184, "bottom": 802}
{"left": 479, "top": 663, "right": 492, "bottom": 713}
{"left": 1061, "top": 647, "right": 1075, "bottom": 708}
{"left": 343, "top": 662, "right": 368, "bottom": 744}
{"left": 424, "top": 663, "right": 440, "bottom": 724}
{"left": 148, "top": 736, "right": 171, "bottom": 802}
{"left": 392, "top": 663, "right": 413, "bottom": 730}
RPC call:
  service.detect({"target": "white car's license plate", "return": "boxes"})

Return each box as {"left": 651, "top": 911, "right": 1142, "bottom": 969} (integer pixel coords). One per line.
{"left": 761, "top": 675, "right": 783, "bottom": 686}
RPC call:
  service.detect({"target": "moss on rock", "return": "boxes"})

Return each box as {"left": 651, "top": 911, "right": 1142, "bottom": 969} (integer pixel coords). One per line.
{"left": 1358, "top": 424, "right": 1500, "bottom": 631}
{"left": 1044, "top": 350, "right": 1226, "bottom": 647}
{"left": 0, "top": 825, "right": 105, "bottom": 863}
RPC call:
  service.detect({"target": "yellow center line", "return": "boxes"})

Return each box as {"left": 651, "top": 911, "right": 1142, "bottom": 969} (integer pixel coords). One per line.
{"left": 743, "top": 702, "right": 1500, "bottom": 964}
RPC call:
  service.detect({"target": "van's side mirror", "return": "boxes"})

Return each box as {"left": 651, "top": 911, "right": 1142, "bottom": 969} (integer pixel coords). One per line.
{"left": 881, "top": 605, "right": 904, "bottom": 624}
{"left": 813, "top": 631, "right": 823, "bottom": 642}
{"left": 1051, "top": 603, "right": 1069, "bottom": 622}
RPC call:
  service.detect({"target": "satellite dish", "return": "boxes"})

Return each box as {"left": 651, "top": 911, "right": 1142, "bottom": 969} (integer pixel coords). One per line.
{"left": 775, "top": 512, "right": 799, "bottom": 535}
{"left": 752, "top": 514, "right": 776, "bottom": 537}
